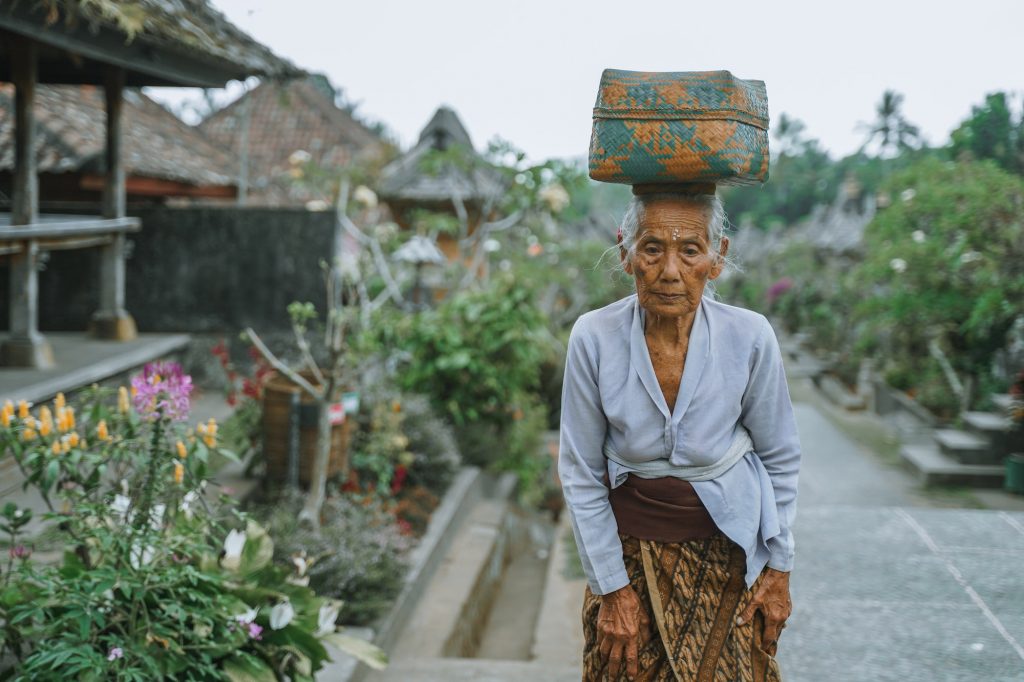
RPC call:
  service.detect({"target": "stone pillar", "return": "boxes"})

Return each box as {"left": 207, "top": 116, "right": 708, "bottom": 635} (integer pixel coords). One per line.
{"left": 2, "top": 38, "right": 54, "bottom": 368}
{"left": 90, "top": 65, "right": 137, "bottom": 341}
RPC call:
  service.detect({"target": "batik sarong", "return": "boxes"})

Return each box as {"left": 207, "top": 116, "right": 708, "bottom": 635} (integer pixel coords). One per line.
{"left": 582, "top": 532, "right": 782, "bottom": 682}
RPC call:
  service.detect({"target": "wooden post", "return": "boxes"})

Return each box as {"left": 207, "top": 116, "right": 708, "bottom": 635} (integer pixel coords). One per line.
{"left": 90, "top": 65, "right": 137, "bottom": 341}
{"left": 2, "top": 38, "right": 54, "bottom": 369}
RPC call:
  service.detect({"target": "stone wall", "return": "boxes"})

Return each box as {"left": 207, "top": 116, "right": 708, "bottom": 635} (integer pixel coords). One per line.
{"left": 0, "top": 206, "right": 335, "bottom": 334}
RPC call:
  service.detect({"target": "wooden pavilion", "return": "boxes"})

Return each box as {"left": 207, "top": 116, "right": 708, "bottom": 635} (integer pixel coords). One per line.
{"left": 0, "top": 0, "right": 298, "bottom": 367}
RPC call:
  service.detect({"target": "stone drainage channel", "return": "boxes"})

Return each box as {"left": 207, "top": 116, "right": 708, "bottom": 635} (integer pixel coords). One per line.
{"left": 367, "top": 472, "right": 583, "bottom": 682}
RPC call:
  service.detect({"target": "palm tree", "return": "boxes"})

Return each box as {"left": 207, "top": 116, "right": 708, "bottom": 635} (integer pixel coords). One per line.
{"left": 858, "top": 90, "right": 921, "bottom": 157}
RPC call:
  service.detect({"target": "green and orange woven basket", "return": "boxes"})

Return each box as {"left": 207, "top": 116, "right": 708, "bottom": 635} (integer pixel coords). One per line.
{"left": 589, "top": 69, "right": 770, "bottom": 188}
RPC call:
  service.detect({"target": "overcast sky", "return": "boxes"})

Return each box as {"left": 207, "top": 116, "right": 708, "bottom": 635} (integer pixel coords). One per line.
{"left": 152, "top": 0, "right": 1023, "bottom": 163}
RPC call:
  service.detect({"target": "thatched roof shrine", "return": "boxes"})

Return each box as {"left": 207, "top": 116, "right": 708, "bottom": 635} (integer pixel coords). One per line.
{"left": 0, "top": 0, "right": 300, "bottom": 87}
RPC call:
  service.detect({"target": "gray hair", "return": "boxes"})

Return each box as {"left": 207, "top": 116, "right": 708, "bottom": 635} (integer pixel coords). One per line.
{"left": 610, "top": 191, "right": 733, "bottom": 296}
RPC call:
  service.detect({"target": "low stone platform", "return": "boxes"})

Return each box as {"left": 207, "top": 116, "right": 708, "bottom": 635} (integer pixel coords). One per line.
{"left": 0, "top": 332, "right": 190, "bottom": 405}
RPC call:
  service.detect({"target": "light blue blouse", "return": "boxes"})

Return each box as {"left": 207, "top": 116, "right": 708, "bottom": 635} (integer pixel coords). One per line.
{"left": 558, "top": 294, "right": 801, "bottom": 594}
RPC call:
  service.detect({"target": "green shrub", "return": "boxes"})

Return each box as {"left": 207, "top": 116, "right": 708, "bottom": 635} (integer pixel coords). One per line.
{"left": 256, "top": 491, "right": 410, "bottom": 627}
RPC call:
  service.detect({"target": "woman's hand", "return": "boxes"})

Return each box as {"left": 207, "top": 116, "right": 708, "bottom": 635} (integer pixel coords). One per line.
{"left": 736, "top": 567, "right": 792, "bottom": 656}
{"left": 597, "top": 584, "right": 650, "bottom": 679}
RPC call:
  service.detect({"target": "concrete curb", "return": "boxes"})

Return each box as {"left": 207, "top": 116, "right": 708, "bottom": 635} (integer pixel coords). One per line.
{"left": 322, "top": 465, "right": 484, "bottom": 681}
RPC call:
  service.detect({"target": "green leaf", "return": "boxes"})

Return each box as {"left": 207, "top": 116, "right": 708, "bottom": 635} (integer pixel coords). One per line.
{"left": 322, "top": 632, "right": 389, "bottom": 670}
{"left": 222, "top": 653, "right": 277, "bottom": 682}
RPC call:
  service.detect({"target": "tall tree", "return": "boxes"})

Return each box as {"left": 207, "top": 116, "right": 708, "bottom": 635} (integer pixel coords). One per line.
{"left": 859, "top": 90, "right": 921, "bottom": 157}
{"left": 950, "top": 91, "right": 1024, "bottom": 175}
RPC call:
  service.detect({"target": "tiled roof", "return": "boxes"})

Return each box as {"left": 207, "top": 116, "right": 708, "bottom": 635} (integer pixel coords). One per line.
{"left": 199, "top": 77, "right": 387, "bottom": 206}
{"left": 0, "top": 84, "right": 237, "bottom": 188}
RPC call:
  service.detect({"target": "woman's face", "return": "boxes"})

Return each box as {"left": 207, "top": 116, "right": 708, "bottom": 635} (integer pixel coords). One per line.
{"left": 622, "top": 198, "right": 728, "bottom": 320}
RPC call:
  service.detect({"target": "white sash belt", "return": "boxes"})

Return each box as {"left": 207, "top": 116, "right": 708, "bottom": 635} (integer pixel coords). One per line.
{"left": 603, "top": 427, "right": 754, "bottom": 482}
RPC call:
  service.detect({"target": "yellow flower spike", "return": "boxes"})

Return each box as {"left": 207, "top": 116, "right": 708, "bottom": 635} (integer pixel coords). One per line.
{"left": 118, "top": 386, "right": 130, "bottom": 414}
{"left": 130, "top": 385, "right": 138, "bottom": 399}
{"left": 176, "top": 440, "right": 188, "bottom": 459}
{"left": 3, "top": 400, "right": 13, "bottom": 414}
{"left": 21, "top": 428, "right": 37, "bottom": 442}
{"left": 173, "top": 461, "right": 184, "bottom": 485}
{"left": 61, "top": 439, "right": 71, "bottom": 454}
{"left": 23, "top": 416, "right": 37, "bottom": 430}
{"left": 96, "top": 420, "right": 110, "bottom": 442}
{"left": 66, "top": 407, "right": 76, "bottom": 429}
{"left": 68, "top": 432, "right": 80, "bottom": 448}
{"left": 51, "top": 440, "right": 61, "bottom": 455}
{"left": 1, "top": 408, "right": 11, "bottom": 428}
{"left": 54, "top": 392, "right": 65, "bottom": 410}
{"left": 17, "top": 400, "right": 29, "bottom": 419}
{"left": 39, "top": 420, "right": 52, "bottom": 437}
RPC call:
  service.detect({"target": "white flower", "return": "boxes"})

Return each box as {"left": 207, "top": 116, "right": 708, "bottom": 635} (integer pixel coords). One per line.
{"left": 305, "top": 199, "right": 329, "bottom": 212}
{"left": 291, "top": 552, "right": 310, "bottom": 577}
{"left": 889, "top": 258, "right": 908, "bottom": 273}
{"left": 129, "top": 542, "right": 155, "bottom": 569}
{"left": 269, "top": 601, "right": 295, "bottom": 630}
{"left": 288, "top": 149, "right": 312, "bottom": 166}
{"left": 912, "top": 230, "right": 926, "bottom": 243}
{"left": 222, "top": 529, "right": 246, "bottom": 570}
{"left": 353, "top": 185, "right": 378, "bottom": 209}
{"left": 149, "top": 504, "right": 165, "bottom": 531}
{"left": 483, "top": 239, "right": 501, "bottom": 253}
{"left": 233, "top": 607, "right": 258, "bottom": 624}
{"left": 959, "top": 250, "right": 982, "bottom": 264}
{"left": 538, "top": 184, "right": 571, "bottom": 213}
{"left": 316, "top": 601, "right": 341, "bottom": 637}
{"left": 180, "top": 491, "right": 199, "bottom": 520}
{"left": 900, "top": 188, "right": 916, "bottom": 203}
{"left": 110, "top": 494, "right": 131, "bottom": 523}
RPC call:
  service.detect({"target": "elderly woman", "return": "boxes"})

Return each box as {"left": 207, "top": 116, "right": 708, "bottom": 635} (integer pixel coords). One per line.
{"left": 559, "top": 188, "right": 800, "bottom": 682}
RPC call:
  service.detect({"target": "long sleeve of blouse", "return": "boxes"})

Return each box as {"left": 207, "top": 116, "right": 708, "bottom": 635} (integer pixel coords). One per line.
{"left": 558, "top": 295, "right": 802, "bottom": 595}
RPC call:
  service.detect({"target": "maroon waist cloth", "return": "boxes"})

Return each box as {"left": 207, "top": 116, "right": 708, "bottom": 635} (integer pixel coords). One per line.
{"left": 608, "top": 473, "right": 719, "bottom": 542}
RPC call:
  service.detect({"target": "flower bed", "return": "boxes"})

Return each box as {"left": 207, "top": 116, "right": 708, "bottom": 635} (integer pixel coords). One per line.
{"left": 0, "top": 363, "right": 384, "bottom": 680}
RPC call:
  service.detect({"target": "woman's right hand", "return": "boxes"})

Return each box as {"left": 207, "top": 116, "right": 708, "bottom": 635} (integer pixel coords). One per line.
{"left": 597, "top": 584, "right": 649, "bottom": 679}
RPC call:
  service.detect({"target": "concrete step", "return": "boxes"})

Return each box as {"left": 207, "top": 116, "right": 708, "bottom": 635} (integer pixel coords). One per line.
{"left": 934, "top": 428, "right": 998, "bottom": 465}
{"left": 371, "top": 659, "right": 579, "bottom": 682}
{"left": 900, "top": 443, "right": 1005, "bottom": 488}
{"left": 992, "top": 393, "right": 1014, "bottom": 413}
{"left": 963, "top": 411, "right": 1022, "bottom": 457}
{"left": 815, "top": 374, "right": 865, "bottom": 411}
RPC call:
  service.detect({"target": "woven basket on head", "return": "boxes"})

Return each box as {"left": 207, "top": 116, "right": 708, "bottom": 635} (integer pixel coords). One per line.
{"left": 589, "top": 69, "right": 770, "bottom": 187}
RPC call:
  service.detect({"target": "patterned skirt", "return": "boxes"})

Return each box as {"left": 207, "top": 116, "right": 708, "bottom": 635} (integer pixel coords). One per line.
{"left": 582, "top": 533, "right": 782, "bottom": 682}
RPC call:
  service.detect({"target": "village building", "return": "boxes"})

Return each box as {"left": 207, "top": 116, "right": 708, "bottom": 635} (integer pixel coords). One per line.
{"left": 200, "top": 75, "right": 389, "bottom": 207}
{"left": 378, "top": 105, "right": 505, "bottom": 265}
{"left": 0, "top": 0, "right": 297, "bottom": 373}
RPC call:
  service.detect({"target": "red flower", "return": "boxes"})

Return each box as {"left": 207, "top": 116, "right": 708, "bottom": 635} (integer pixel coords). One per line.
{"left": 391, "top": 464, "right": 408, "bottom": 495}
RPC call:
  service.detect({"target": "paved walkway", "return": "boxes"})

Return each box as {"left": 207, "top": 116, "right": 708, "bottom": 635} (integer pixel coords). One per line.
{"left": 780, "top": 382, "right": 1024, "bottom": 681}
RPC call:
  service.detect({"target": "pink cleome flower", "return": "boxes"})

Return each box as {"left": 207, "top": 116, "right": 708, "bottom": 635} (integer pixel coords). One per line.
{"left": 131, "top": 362, "right": 193, "bottom": 422}
{"left": 247, "top": 622, "right": 263, "bottom": 640}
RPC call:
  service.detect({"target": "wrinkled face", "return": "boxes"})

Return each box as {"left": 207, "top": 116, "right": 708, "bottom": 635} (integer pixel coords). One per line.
{"left": 622, "top": 199, "right": 728, "bottom": 320}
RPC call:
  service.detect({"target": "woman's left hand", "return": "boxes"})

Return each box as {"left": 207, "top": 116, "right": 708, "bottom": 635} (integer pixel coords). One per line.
{"left": 736, "top": 567, "right": 792, "bottom": 656}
